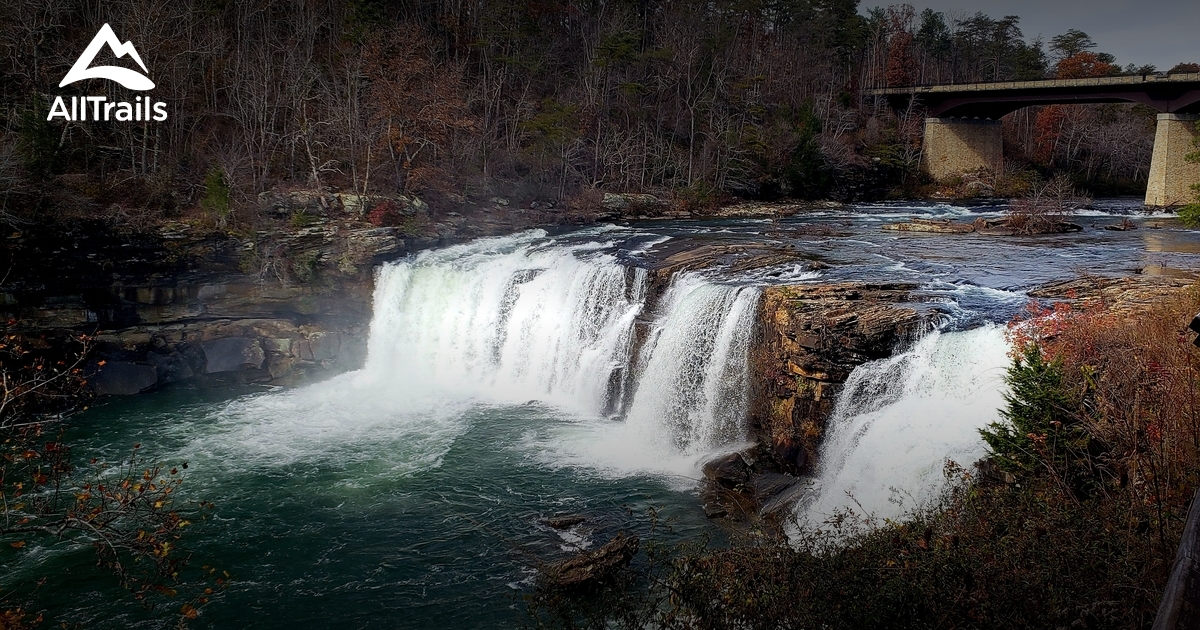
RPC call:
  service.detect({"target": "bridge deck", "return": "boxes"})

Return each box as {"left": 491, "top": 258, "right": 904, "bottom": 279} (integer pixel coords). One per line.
{"left": 869, "top": 73, "right": 1200, "bottom": 118}
{"left": 866, "top": 73, "right": 1200, "bottom": 96}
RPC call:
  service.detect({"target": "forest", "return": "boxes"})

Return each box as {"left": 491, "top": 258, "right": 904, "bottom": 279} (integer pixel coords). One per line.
{"left": 2, "top": 0, "right": 1195, "bottom": 227}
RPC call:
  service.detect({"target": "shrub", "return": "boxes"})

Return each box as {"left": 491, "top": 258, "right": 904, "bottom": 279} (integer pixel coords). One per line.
{"left": 367, "top": 199, "right": 402, "bottom": 226}
{"left": 1005, "top": 174, "right": 1089, "bottom": 234}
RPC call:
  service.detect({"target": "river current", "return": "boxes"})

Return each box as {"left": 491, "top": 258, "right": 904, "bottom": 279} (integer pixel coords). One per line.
{"left": 13, "top": 200, "right": 1200, "bottom": 628}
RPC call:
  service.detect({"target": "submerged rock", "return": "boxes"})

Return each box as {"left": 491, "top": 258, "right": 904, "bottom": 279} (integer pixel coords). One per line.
{"left": 544, "top": 515, "right": 586, "bottom": 530}
{"left": 542, "top": 533, "right": 639, "bottom": 589}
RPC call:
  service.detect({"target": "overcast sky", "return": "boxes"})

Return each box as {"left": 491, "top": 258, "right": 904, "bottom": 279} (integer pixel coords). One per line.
{"left": 869, "top": 0, "right": 1200, "bottom": 71}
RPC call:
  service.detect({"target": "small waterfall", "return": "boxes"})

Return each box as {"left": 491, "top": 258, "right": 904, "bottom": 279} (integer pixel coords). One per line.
{"left": 360, "top": 231, "right": 759, "bottom": 462}
{"left": 624, "top": 274, "right": 760, "bottom": 454}
{"left": 802, "top": 325, "right": 1010, "bottom": 522}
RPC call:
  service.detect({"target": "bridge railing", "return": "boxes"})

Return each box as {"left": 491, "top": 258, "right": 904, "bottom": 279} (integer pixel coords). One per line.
{"left": 865, "top": 73, "right": 1200, "bottom": 96}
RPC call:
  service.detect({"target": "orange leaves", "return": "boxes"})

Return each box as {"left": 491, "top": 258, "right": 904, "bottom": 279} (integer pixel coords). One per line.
{"left": 1055, "top": 52, "right": 1115, "bottom": 80}
{"left": 9, "top": 541, "right": 25, "bottom": 549}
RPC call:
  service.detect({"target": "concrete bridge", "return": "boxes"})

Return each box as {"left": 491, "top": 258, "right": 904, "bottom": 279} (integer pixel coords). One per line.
{"left": 868, "top": 74, "right": 1200, "bottom": 206}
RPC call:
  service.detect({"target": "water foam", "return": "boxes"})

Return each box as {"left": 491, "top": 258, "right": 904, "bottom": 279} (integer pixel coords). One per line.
{"left": 801, "top": 325, "right": 1010, "bottom": 522}
{"left": 189, "top": 230, "right": 763, "bottom": 481}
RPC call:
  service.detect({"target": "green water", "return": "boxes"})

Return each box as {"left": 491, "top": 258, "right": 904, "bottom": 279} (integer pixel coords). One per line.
{"left": 16, "top": 385, "right": 714, "bottom": 629}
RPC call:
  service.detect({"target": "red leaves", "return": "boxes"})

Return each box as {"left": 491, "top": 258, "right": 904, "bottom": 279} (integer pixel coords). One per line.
{"left": 1056, "top": 52, "right": 1115, "bottom": 80}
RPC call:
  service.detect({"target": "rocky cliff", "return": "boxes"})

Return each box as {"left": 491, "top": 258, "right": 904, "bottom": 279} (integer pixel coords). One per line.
{"left": 749, "top": 283, "right": 934, "bottom": 473}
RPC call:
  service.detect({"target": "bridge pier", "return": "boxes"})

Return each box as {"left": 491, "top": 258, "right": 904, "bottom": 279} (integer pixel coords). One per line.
{"left": 922, "top": 118, "right": 1004, "bottom": 181}
{"left": 1146, "top": 114, "right": 1200, "bottom": 207}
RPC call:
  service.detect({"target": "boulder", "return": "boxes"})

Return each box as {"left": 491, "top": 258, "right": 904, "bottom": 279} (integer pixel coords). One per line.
{"left": 882, "top": 219, "right": 975, "bottom": 234}
{"left": 296, "top": 332, "right": 340, "bottom": 362}
{"left": 145, "top": 349, "right": 198, "bottom": 384}
{"left": 702, "top": 452, "right": 751, "bottom": 487}
{"left": 258, "top": 190, "right": 333, "bottom": 216}
{"left": 544, "top": 515, "right": 586, "bottom": 530}
{"left": 601, "top": 193, "right": 664, "bottom": 212}
{"left": 201, "top": 337, "right": 265, "bottom": 373}
{"left": 751, "top": 283, "right": 932, "bottom": 472}
{"left": 542, "top": 533, "right": 639, "bottom": 589}
{"left": 90, "top": 361, "right": 158, "bottom": 396}
{"left": 752, "top": 472, "right": 807, "bottom": 515}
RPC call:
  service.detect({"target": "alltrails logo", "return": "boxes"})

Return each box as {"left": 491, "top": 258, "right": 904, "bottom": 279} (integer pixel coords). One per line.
{"left": 47, "top": 23, "right": 167, "bottom": 122}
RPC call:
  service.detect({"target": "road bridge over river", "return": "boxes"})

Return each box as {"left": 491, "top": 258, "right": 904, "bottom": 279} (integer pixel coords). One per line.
{"left": 868, "top": 74, "right": 1200, "bottom": 206}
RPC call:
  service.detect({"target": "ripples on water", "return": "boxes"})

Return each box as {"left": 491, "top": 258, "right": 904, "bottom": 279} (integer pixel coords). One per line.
{"left": 20, "top": 200, "right": 1200, "bottom": 628}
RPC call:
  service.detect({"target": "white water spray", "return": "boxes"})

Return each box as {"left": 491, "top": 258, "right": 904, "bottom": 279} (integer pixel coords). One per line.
{"left": 362, "top": 232, "right": 645, "bottom": 415}
{"left": 802, "top": 325, "right": 1010, "bottom": 522}
{"left": 624, "top": 274, "right": 759, "bottom": 454}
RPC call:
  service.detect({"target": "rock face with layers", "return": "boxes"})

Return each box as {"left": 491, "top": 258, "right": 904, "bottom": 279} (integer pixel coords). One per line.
{"left": 750, "top": 283, "right": 932, "bottom": 473}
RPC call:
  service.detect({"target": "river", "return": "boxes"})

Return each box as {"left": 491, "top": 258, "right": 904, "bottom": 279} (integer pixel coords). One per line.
{"left": 10, "top": 200, "right": 1200, "bottom": 628}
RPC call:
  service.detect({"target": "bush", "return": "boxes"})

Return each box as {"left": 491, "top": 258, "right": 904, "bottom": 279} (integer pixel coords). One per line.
{"left": 367, "top": 199, "right": 402, "bottom": 226}
{"left": 1005, "top": 174, "right": 1089, "bottom": 234}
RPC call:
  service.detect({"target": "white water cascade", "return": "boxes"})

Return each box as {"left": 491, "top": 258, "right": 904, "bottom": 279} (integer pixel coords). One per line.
{"left": 363, "top": 232, "right": 645, "bottom": 415}
{"left": 801, "top": 325, "right": 1011, "bottom": 522}
{"left": 356, "top": 231, "right": 760, "bottom": 471}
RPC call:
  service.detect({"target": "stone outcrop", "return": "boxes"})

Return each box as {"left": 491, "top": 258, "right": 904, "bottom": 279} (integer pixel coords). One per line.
{"left": 750, "top": 283, "right": 933, "bottom": 473}
{"left": 541, "top": 533, "right": 639, "bottom": 589}
{"left": 87, "top": 319, "right": 367, "bottom": 395}
{"left": 1028, "top": 275, "right": 1197, "bottom": 314}
{"left": 881, "top": 217, "right": 1084, "bottom": 235}
{"left": 882, "top": 218, "right": 976, "bottom": 233}
{"left": 700, "top": 446, "right": 807, "bottom": 521}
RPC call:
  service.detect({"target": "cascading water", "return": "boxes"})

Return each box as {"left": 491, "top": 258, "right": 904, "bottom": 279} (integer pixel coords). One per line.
{"left": 624, "top": 274, "right": 759, "bottom": 454}
{"left": 362, "top": 232, "right": 646, "bottom": 415}
{"left": 342, "top": 230, "right": 760, "bottom": 475}
{"left": 801, "top": 325, "right": 1011, "bottom": 522}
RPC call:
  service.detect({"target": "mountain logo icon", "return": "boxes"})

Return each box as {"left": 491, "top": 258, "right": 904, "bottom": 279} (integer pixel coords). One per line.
{"left": 59, "top": 23, "right": 154, "bottom": 91}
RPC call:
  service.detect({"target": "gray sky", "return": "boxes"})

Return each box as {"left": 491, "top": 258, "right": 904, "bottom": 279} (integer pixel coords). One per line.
{"left": 870, "top": 0, "right": 1200, "bottom": 71}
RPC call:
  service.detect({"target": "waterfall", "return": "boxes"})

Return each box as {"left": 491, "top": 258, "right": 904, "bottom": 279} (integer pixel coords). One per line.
{"left": 801, "top": 325, "right": 1011, "bottom": 522}
{"left": 624, "top": 274, "right": 759, "bottom": 454}
{"left": 358, "top": 231, "right": 759, "bottom": 465}
{"left": 363, "top": 232, "right": 644, "bottom": 415}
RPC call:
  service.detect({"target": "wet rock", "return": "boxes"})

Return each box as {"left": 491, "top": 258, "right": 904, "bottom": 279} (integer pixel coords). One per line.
{"left": 544, "top": 515, "right": 586, "bottom": 530}
{"left": 601, "top": 193, "right": 664, "bottom": 212}
{"left": 90, "top": 361, "right": 158, "bottom": 396}
{"left": 201, "top": 337, "right": 265, "bottom": 373}
{"left": 296, "top": 332, "right": 340, "bottom": 362}
{"left": 752, "top": 473, "right": 807, "bottom": 515}
{"left": 145, "top": 349, "right": 199, "bottom": 384}
{"left": 542, "top": 533, "right": 639, "bottom": 589}
{"left": 751, "top": 283, "right": 933, "bottom": 473}
{"left": 703, "top": 502, "right": 729, "bottom": 519}
{"left": 882, "top": 218, "right": 975, "bottom": 233}
{"left": 702, "top": 452, "right": 752, "bottom": 488}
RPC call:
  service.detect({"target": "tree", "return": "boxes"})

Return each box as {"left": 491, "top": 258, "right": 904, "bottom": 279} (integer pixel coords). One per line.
{"left": 1055, "top": 52, "right": 1116, "bottom": 79}
{"left": 0, "top": 333, "right": 220, "bottom": 624}
{"left": 884, "top": 5, "right": 916, "bottom": 87}
{"left": 363, "top": 24, "right": 477, "bottom": 194}
{"left": 1049, "top": 29, "right": 1097, "bottom": 61}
